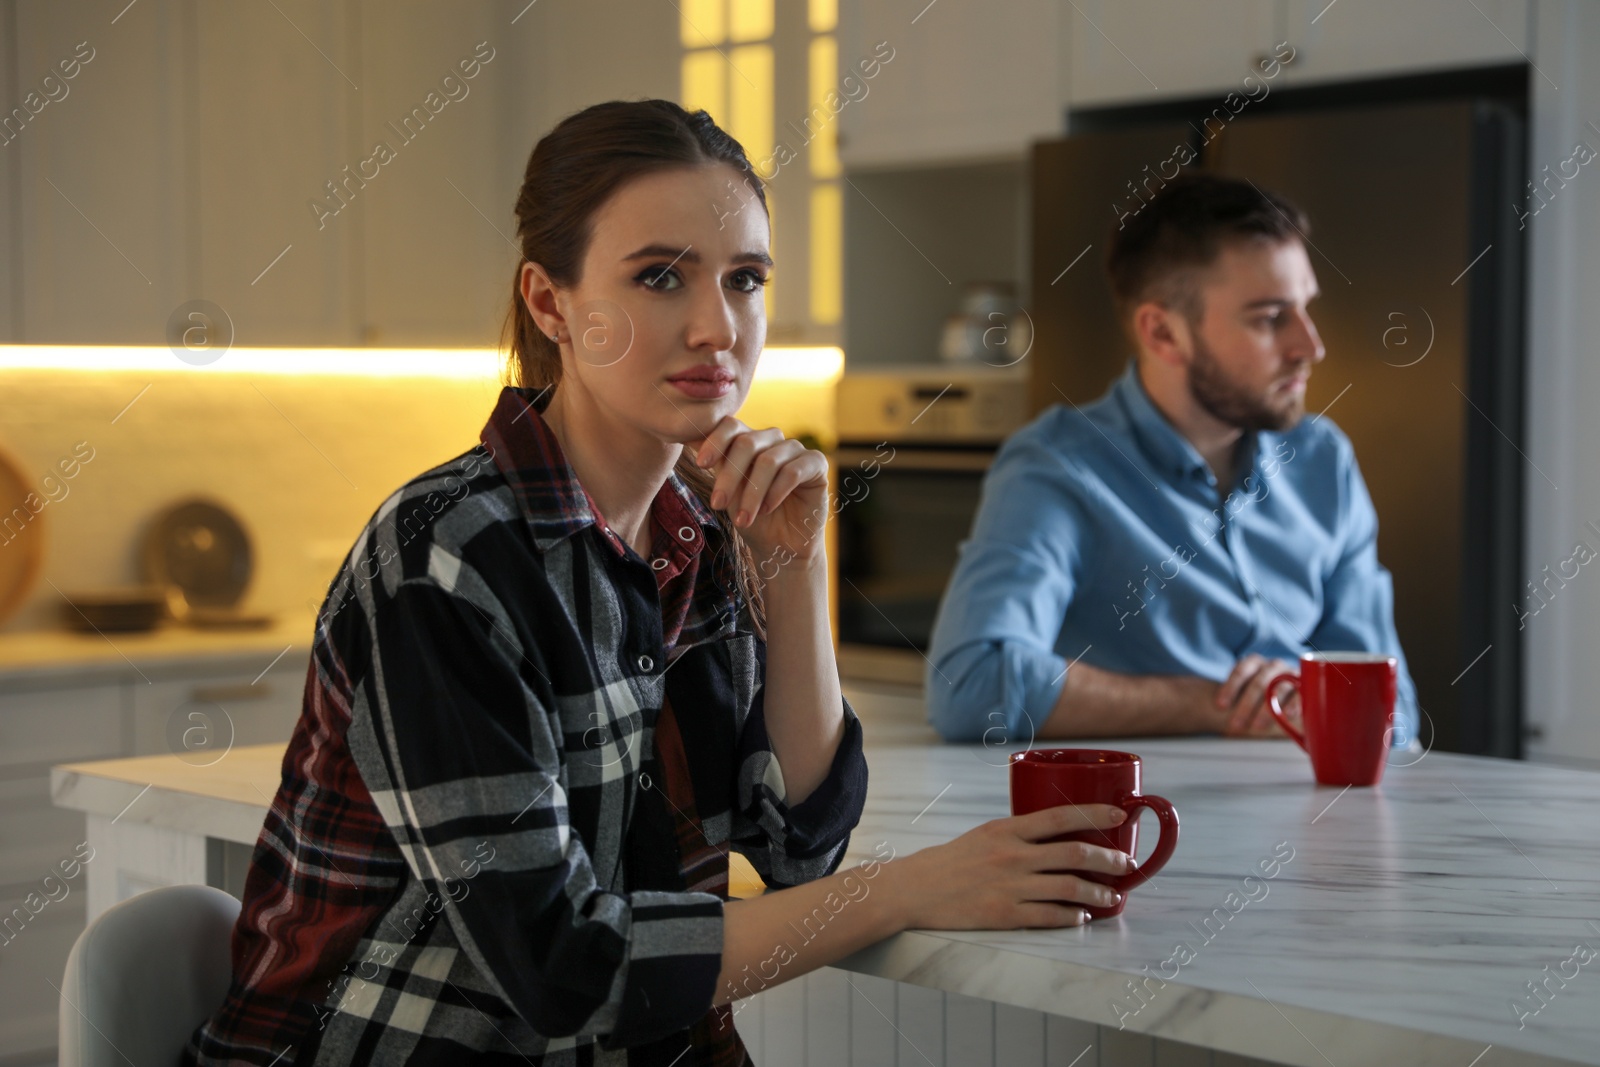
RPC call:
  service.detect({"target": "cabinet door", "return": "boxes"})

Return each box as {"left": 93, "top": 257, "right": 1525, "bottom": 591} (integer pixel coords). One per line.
{"left": 0, "top": 681, "right": 123, "bottom": 1063}
{"left": 356, "top": 6, "right": 518, "bottom": 347}
{"left": 0, "top": 682, "right": 124, "bottom": 771}
{"left": 0, "top": 881, "right": 86, "bottom": 1061}
{"left": 1282, "top": 0, "right": 1531, "bottom": 85}
{"left": 838, "top": 0, "right": 1065, "bottom": 168}
{"left": 0, "top": 775, "right": 93, "bottom": 889}
{"left": 131, "top": 654, "right": 309, "bottom": 759}
{"left": 13, "top": 0, "right": 191, "bottom": 343}
{"left": 0, "top": 3, "right": 16, "bottom": 343}
{"left": 194, "top": 1, "right": 358, "bottom": 345}
{"left": 1066, "top": 0, "right": 1278, "bottom": 109}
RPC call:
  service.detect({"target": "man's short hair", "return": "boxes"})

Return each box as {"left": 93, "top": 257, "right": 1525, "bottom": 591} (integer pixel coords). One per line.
{"left": 1105, "top": 172, "right": 1309, "bottom": 328}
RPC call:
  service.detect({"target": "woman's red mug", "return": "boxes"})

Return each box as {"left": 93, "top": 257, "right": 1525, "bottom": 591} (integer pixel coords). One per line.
{"left": 1266, "top": 652, "right": 1398, "bottom": 787}
{"left": 1008, "top": 749, "right": 1179, "bottom": 920}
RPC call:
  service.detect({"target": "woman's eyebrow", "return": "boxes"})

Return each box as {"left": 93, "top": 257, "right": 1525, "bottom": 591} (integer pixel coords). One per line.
{"left": 621, "top": 243, "right": 774, "bottom": 268}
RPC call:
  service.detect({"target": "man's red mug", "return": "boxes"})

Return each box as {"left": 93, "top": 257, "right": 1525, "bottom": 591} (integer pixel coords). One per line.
{"left": 1008, "top": 749, "right": 1179, "bottom": 920}
{"left": 1266, "top": 651, "right": 1398, "bottom": 787}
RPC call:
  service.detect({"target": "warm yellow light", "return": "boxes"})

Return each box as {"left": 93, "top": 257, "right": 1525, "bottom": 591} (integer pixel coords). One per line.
{"left": 0, "top": 345, "right": 504, "bottom": 378}
{"left": 763, "top": 187, "right": 777, "bottom": 324}
{"left": 810, "top": 184, "right": 843, "bottom": 324}
{"left": 730, "top": 0, "right": 774, "bottom": 42}
{"left": 808, "top": 36, "right": 841, "bottom": 178}
{"left": 754, "top": 345, "right": 843, "bottom": 383}
{"left": 680, "top": 0, "right": 726, "bottom": 47}
{"left": 728, "top": 43, "right": 773, "bottom": 165}
{"left": 809, "top": 0, "right": 837, "bottom": 32}
{"left": 681, "top": 49, "right": 726, "bottom": 125}
{"left": 0, "top": 344, "right": 841, "bottom": 382}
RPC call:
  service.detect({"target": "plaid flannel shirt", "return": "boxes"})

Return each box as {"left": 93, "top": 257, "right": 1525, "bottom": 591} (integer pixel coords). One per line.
{"left": 183, "top": 385, "right": 869, "bottom": 1066}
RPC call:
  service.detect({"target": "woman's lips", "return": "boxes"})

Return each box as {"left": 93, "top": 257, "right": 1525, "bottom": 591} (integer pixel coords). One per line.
{"left": 666, "top": 378, "right": 733, "bottom": 399}
{"left": 665, "top": 366, "right": 735, "bottom": 399}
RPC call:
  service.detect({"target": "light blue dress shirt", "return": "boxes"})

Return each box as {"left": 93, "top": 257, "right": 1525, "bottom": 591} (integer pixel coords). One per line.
{"left": 925, "top": 361, "right": 1420, "bottom": 746}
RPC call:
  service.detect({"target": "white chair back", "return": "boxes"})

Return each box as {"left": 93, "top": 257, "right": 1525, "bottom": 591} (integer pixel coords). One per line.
{"left": 58, "top": 884, "right": 240, "bottom": 1067}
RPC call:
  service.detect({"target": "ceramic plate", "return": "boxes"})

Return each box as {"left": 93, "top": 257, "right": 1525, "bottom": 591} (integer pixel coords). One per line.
{"left": 141, "top": 497, "right": 253, "bottom": 610}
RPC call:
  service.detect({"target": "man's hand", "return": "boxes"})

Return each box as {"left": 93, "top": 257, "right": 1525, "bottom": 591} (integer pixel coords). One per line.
{"left": 1213, "top": 654, "right": 1300, "bottom": 738}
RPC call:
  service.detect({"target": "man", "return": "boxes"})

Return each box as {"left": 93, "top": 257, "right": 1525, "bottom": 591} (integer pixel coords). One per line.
{"left": 925, "top": 172, "right": 1420, "bottom": 747}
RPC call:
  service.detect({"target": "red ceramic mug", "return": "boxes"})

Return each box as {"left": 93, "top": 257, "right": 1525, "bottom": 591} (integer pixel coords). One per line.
{"left": 1008, "top": 749, "right": 1179, "bottom": 920}
{"left": 1266, "top": 652, "right": 1398, "bottom": 787}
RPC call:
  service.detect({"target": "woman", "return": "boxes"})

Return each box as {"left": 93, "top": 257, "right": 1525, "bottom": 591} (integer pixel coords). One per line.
{"left": 185, "top": 99, "right": 1130, "bottom": 1067}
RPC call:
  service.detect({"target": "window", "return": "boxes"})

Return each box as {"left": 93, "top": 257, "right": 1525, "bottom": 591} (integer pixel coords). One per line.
{"left": 680, "top": 0, "right": 843, "bottom": 338}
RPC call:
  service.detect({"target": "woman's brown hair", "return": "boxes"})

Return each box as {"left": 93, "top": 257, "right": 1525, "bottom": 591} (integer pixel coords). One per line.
{"left": 500, "top": 98, "right": 769, "bottom": 637}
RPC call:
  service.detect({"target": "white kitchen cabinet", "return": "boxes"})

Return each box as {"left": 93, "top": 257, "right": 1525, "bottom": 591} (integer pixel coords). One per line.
{"left": 9, "top": 1, "right": 557, "bottom": 348}
{"left": 1066, "top": 0, "right": 1279, "bottom": 110}
{"left": 0, "top": 678, "right": 123, "bottom": 1065}
{"left": 0, "top": 880, "right": 84, "bottom": 1063}
{"left": 12, "top": 0, "right": 192, "bottom": 344}
{"left": 130, "top": 660, "right": 306, "bottom": 759}
{"left": 1280, "top": 0, "right": 1531, "bottom": 86}
{"left": 193, "top": 0, "right": 360, "bottom": 347}
{"left": 1064, "top": 0, "right": 1533, "bottom": 111}
{"left": 353, "top": 8, "right": 520, "bottom": 348}
{"left": 0, "top": 679, "right": 124, "bottom": 770}
{"left": 0, "top": 647, "right": 309, "bottom": 1066}
{"left": 837, "top": 0, "right": 1067, "bottom": 168}
{"left": 0, "top": 3, "right": 17, "bottom": 343}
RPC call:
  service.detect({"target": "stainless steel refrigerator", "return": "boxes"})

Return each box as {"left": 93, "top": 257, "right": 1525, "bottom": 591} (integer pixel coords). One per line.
{"left": 1029, "top": 82, "right": 1527, "bottom": 757}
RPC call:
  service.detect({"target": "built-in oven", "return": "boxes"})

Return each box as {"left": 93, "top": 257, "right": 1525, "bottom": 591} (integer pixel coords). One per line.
{"left": 832, "top": 363, "right": 1030, "bottom": 688}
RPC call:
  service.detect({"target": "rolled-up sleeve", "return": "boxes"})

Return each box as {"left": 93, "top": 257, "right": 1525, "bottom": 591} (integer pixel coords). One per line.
{"left": 729, "top": 637, "right": 868, "bottom": 890}
{"left": 1307, "top": 437, "right": 1422, "bottom": 749}
{"left": 925, "top": 436, "right": 1089, "bottom": 742}
{"left": 344, "top": 572, "right": 724, "bottom": 1049}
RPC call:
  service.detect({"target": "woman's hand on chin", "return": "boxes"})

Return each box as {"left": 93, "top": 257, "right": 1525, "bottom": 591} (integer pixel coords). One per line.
{"left": 691, "top": 416, "right": 830, "bottom": 565}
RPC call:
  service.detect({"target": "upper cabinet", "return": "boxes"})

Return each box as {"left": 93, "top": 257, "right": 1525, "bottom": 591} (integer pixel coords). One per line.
{"left": 1279, "top": 0, "right": 1531, "bottom": 86}
{"left": 834, "top": 0, "right": 1533, "bottom": 169}
{"left": 12, "top": 1, "right": 194, "bottom": 344}
{"left": 194, "top": 0, "right": 360, "bottom": 347}
{"left": 1067, "top": 0, "right": 1279, "bottom": 110}
{"left": 3, "top": 0, "right": 667, "bottom": 348}
{"left": 836, "top": 0, "right": 1067, "bottom": 169}
{"left": 352, "top": 10, "right": 521, "bottom": 348}
{"left": 1065, "top": 0, "right": 1532, "bottom": 112}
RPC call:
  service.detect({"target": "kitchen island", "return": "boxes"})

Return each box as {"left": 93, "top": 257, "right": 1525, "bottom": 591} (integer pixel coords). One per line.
{"left": 52, "top": 685, "right": 1598, "bottom": 1067}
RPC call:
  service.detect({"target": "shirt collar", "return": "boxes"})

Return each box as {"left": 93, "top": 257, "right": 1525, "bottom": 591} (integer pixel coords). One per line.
{"left": 1111, "top": 360, "right": 1261, "bottom": 489}
{"left": 478, "top": 385, "right": 722, "bottom": 554}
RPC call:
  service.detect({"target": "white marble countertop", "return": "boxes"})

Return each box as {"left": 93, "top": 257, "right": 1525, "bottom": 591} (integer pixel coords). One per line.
{"left": 51, "top": 742, "right": 290, "bottom": 844}
{"left": 50, "top": 681, "right": 1600, "bottom": 1066}
{"left": 833, "top": 685, "right": 1600, "bottom": 1067}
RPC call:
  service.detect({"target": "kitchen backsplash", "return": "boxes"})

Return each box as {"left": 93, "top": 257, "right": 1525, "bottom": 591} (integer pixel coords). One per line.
{"left": 0, "top": 362, "right": 835, "bottom": 634}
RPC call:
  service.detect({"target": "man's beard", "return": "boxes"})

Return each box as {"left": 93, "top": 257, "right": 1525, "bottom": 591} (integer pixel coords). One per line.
{"left": 1187, "top": 332, "right": 1306, "bottom": 433}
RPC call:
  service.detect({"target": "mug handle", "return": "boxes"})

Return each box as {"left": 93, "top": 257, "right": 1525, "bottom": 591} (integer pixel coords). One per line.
{"left": 1107, "top": 795, "right": 1179, "bottom": 892}
{"left": 1266, "top": 672, "right": 1308, "bottom": 751}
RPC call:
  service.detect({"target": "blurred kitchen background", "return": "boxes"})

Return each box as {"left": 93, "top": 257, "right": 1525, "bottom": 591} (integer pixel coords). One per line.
{"left": 3, "top": 1, "right": 1600, "bottom": 1062}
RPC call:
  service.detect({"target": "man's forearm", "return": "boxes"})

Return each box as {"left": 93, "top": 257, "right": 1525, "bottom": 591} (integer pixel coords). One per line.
{"left": 1039, "top": 659, "right": 1218, "bottom": 738}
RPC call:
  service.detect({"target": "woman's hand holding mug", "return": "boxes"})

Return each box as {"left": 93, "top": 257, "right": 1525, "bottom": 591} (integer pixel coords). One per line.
{"left": 877, "top": 804, "right": 1133, "bottom": 929}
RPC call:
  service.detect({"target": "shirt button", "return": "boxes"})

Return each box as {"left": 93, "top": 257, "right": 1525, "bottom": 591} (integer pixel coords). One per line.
{"left": 677, "top": 525, "right": 696, "bottom": 542}
{"left": 637, "top": 654, "right": 654, "bottom": 672}
{"left": 650, "top": 557, "right": 669, "bottom": 571}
